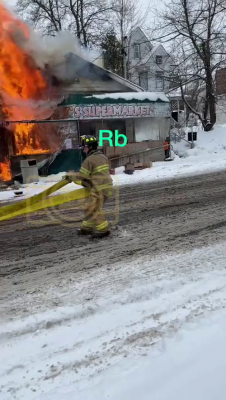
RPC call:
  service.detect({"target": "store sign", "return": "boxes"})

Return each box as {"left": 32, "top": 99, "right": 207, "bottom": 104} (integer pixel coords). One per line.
{"left": 63, "top": 103, "right": 170, "bottom": 119}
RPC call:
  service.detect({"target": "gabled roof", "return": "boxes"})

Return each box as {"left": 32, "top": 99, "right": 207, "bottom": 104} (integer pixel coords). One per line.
{"left": 54, "top": 52, "right": 144, "bottom": 93}
{"left": 106, "top": 70, "right": 144, "bottom": 92}
{"left": 130, "top": 26, "right": 151, "bottom": 41}
{"left": 139, "top": 44, "right": 171, "bottom": 66}
{"left": 140, "top": 44, "right": 160, "bottom": 65}
{"left": 139, "top": 27, "right": 151, "bottom": 41}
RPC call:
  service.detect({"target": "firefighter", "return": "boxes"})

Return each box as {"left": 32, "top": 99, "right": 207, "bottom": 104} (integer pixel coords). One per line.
{"left": 65, "top": 135, "right": 113, "bottom": 238}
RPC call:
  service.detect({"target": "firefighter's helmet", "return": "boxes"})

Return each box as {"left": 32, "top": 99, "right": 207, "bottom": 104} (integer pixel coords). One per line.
{"left": 80, "top": 135, "right": 98, "bottom": 148}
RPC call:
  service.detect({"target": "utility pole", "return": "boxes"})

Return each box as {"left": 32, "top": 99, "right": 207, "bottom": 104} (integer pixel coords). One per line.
{"left": 123, "top": 36, "right": 128, "bottom": 79}
{"left": 120, "top": 0, "right": 127, "bottom": 79}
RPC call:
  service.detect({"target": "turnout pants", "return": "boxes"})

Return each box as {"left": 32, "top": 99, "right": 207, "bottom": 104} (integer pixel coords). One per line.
{"left": 81, "top": 191, "right": 109, "bottom": 233}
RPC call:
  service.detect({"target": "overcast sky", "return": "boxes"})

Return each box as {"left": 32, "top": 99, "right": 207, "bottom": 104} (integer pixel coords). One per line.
{"left": 4, "top": 0, "right": 16, "bottom": 10}
{"left": 6, "top": 0, "right": 170, "bottom": 34}
{"left": 7, "top": 0, "right": 160, "bottom": 6}
{"left": 6, "top": 0, "right": 169, "bottom": 14}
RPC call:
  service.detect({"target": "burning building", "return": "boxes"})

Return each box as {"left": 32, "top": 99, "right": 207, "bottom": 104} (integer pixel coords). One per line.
{"left": 1, "top": 3, "right": 167, "bottom": 181}
{"left": 0, "top": 2, "right": 142, "bottom": 182}
{"left": 0, "top": 3, "right": 67, "bottom": 181}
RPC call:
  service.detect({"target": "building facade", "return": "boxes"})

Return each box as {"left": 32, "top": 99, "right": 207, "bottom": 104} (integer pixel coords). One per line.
{"left": 55, "top": 91, "right": 171, "bottom": 142}
{"left": 53, "top": 91, "right": 171, "bottom": 165}
{"left": 127, "top": 27, "right": 173, "bottom": 93}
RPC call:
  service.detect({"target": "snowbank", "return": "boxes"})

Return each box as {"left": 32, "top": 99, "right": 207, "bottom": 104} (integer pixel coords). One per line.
{"left": 173, "top": 123, "right": 226, "bottom": 159}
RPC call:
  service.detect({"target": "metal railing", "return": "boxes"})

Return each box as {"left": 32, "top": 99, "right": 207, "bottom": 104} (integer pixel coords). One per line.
{"left": 170, "top": 116, "right": 195, "bottom": 148}
{"left": 109, "top": 145, "right": 165, "bottom": 162}
{"left": 170, "top": 130, "right": 186, "bottom": 143}
{"left": 170, "top": 131, "right": 193, "bottom": 148}
{"left": 108, "top": 144, "right": 169, "bottom": 169}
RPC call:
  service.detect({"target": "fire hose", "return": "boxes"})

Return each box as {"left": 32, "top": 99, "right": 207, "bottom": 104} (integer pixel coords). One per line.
{"left": 0, "top": 179, "right": 89, "bottom": 222}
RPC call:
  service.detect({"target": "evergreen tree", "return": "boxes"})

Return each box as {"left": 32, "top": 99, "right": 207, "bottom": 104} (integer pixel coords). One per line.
{"left": 101, "top": 29, "right": 123, "bottom": 76}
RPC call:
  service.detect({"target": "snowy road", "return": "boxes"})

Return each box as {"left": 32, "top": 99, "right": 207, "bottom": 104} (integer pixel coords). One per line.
{"left": 1, "top": 170, "right": 226, "bottom": 292}
{"left": 1, "top": 243, "right": 226, "bottom": 399}
{"left": 1, "top": 171, "right": 226, "bottom": 398}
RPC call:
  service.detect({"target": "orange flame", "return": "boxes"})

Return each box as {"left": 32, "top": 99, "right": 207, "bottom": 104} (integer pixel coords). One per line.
{"left": 0, "top": 158, "right": 11, "bottom": 181}
{"left": 0, "top": 3, "right": 49, "bottom": 155}
{"left": 14, "top": 123, "right": 49, "bottom": 154}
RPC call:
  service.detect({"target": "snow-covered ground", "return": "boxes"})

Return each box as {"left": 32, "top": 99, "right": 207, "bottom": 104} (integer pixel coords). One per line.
{"left": 43, "top": 311, "right": 226, "bottom": 400}
{"left": 2, "top": 241, "right": 226, "bottom": 399}
{"left": 0, "top": 177, "right": 83, "bottom": 203}
{"left": 2, "top": 125, "right": 226, "bottom": 399}
{"left": 1, "top": 124, "right": 226, "bottom": 203}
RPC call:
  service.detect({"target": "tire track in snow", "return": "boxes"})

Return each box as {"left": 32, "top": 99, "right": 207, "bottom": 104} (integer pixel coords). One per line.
{"left": 1, "top": 244, "right": 226, "bottom": 398}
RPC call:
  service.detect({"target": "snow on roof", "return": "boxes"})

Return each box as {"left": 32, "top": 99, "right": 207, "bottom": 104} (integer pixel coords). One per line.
{"left": 166, "top": 88, "right": 191, "bottom": 98}
{"left": 167, "top": 88, "right": 181, "bottom": 97}
{"left": 87, "top": 92, "right": 169, "bottom": 102}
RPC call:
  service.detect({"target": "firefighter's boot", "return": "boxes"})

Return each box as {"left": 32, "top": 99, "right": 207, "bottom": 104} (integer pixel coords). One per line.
{"left": 77, "top": 228, "right": 93, "bottom": 235}
{"left": 91, "top": 230, "right": 111, "bottom": 239}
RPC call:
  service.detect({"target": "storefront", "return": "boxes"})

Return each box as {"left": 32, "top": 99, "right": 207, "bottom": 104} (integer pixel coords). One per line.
{"left": 53, "top": 92, "right": 171, "bottom": 145}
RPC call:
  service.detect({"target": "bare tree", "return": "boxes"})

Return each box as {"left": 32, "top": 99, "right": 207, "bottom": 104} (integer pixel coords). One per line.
{"left": 66, "top": 0, "right": 112, "bottom": 46}
{"left": 17, "top": 0, "right": 66, "bottom": 35}
{"left": 110, "top": 0, "right": 151, "bottom": 77}
{"left": 111, "top": 0, "right": 143, "bottom": 41}
{"left": 16, "top": 0, "right": 112, "bottom": 47}
{"left": 153, "top": 0, "right": 226, "bottom": 131}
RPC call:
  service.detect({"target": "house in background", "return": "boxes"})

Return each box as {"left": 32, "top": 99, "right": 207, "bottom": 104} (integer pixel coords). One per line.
{"left": 127, "top": 27, "right": 173, "bottom": 93}
{"left": 126, "top": 27, "right": 189, "bottom": 125}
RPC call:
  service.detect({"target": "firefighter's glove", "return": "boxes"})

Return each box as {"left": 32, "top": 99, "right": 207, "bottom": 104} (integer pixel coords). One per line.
{"left": 62, "top": 172, "right": 77, "bottom": 182}
{"left": 62, "top": 174, "right": 72, "bottom": 182}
